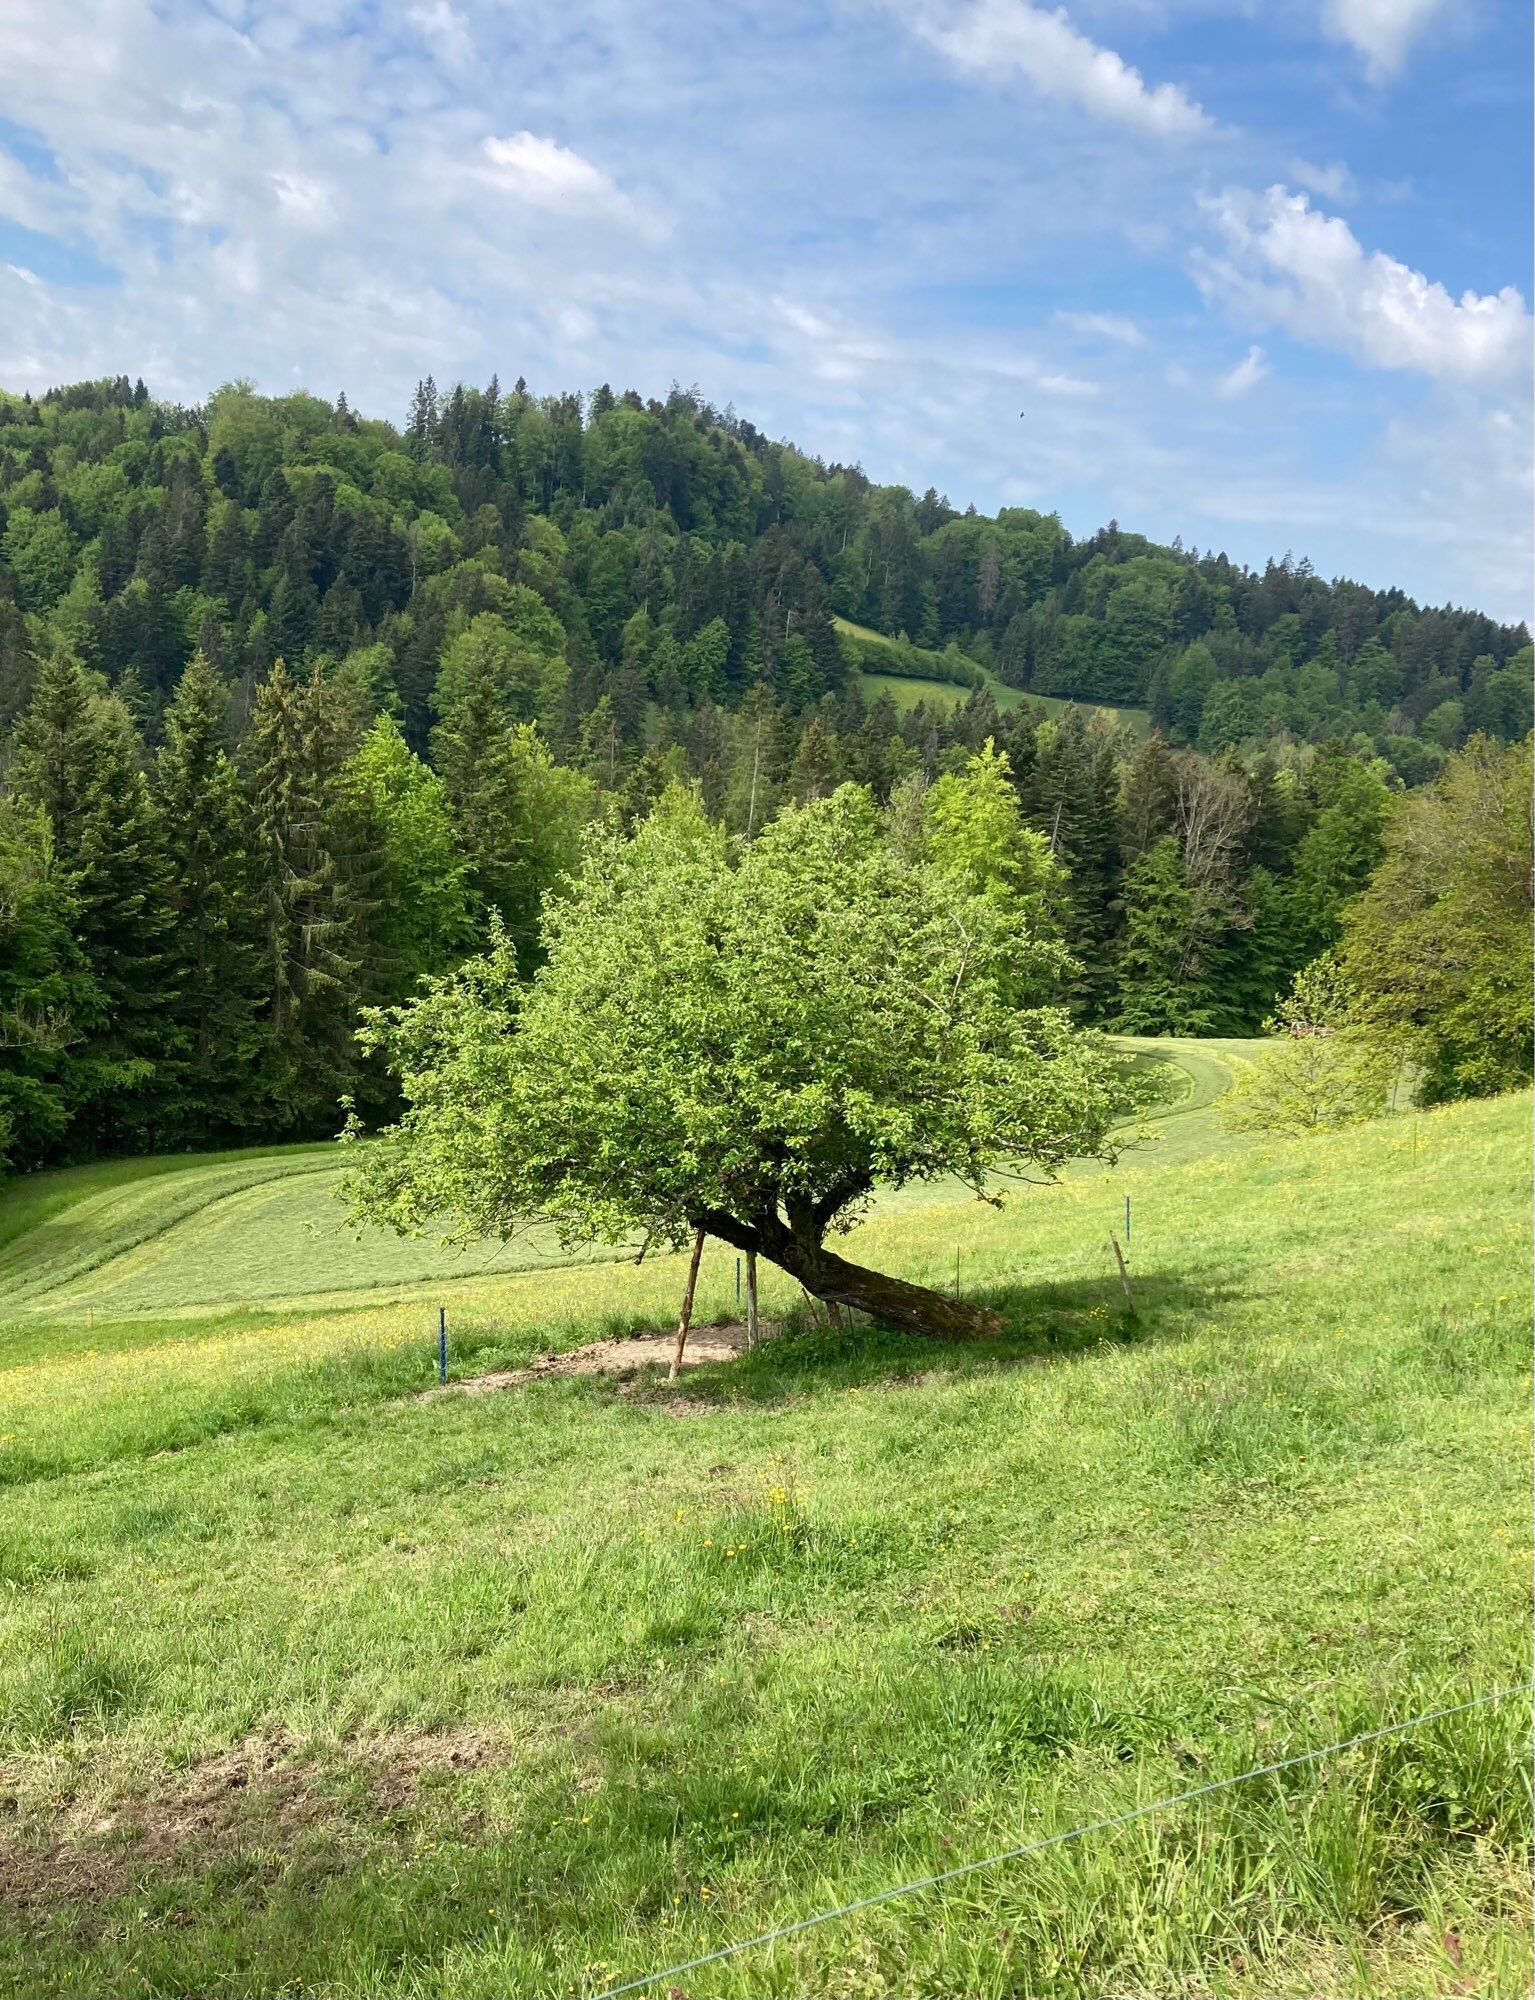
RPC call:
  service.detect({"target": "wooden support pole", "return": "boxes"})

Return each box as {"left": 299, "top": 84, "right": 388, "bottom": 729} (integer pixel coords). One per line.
{"left": 1109, "top": 1232, "right": 1137, "bottom": 1316}
{"left": 745, "top": 1249, "right": 759, "bottom": 1350}
{"left": 669, "top": 1227, "right": 707, "bottom": 1380}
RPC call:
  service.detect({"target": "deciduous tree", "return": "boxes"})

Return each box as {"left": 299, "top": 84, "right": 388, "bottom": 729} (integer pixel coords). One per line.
{"left": 347, "top": 784, "right": 1120, "bottom": 1340}
{"left": 1343, "top": 735, "right": 1532, "bottom": 1103}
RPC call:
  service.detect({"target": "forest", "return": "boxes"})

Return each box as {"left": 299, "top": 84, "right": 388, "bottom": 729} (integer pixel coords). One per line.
{"left": 0, "top": 372, "right": 1530, "bottom": 1173}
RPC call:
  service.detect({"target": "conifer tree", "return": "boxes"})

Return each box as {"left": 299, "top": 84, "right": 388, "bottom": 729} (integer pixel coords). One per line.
{"left": 342, "top": 712, "right": 470, "bottom": 1001}
{"left": 1113, "top": 836, "right": 1214, "bottom": 1035}
{"left": 1021, "top": 713, "right": 1122, "bottom": 1015}
{"left": 576, "top": 693, "right": 625, "bottom": 794}
{"left": 0, "top": 799, "right": 93, "bottom": 1171}
{"left": 12, "top": 651, "right": 172, "bottom": 1147}
{"left": 245, "top": 660, "right": 364, "bottom": 1129}
{"left": 430, "top": 633, "right": 590, "bottom": 965}
{"left": 787, "top": 715, "right": 839, "bottom": 803}
{"left": 155, "top": 651, "right": 266, "bottom": 1139}
{"left": 1117, "top": 736, "right": 1179, "bottom": 861}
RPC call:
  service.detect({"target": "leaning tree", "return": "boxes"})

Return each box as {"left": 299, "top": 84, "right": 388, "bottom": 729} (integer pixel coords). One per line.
{"left": 345, "top": 779, "right": 1123, "bottom": 1340}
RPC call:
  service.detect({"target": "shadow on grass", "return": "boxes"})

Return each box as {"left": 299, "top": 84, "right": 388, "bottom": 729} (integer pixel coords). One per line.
{"left": 631, "top": 1268, "right": 1238, "bottom": 1410}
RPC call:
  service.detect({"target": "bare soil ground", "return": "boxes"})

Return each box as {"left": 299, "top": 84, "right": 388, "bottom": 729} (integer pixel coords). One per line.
{"left": 0, "top": 1727, "right": 510, "bottom": 1913}
{"left": 420, "top": 1321, "right": 764, "bottom": 1398}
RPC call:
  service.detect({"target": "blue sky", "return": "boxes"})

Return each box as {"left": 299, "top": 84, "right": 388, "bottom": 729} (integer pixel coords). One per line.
{"left": 0, "top": 0, "right": 1529, "bottom": 622}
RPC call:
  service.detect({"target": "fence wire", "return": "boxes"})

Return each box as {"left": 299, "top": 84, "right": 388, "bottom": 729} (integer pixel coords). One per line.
{"left": 590, "top": 1683, "right": 1533, "bottom": 2000}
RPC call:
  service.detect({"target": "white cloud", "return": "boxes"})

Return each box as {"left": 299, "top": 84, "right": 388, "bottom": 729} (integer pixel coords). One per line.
{"left": 1216, "top": 343, "right": 1268, "bottom": 398}
{"left": 5, "top": 262, "right": 41, "bottom": 286}
{"left": 1195, "top": 185, "right": 1531, "bottom": 386}
{"left": 1288, "top": 157, "right": 1357, "bottom": 205}
{"left": 480, "top": 133, "right": 629, "bottom": 216}
{"left": 1055, "top": 308, "right": 1146, "bottom": 345}
{"left": 771, "top": 295, "right": 899, "bottom": 386}
{"left": 271, "top": 171, "right": 335, "bottom": 230}
{"left": 910, "top": 0, "right": 1211, "bottom": 139}
{"left": 407, "top": 0, "right": 472, "bottom": 69}
{"left": 1321, "top": 0, "right": 1449, "bottom": 78}
{"left": 210, "top": 238, "right": 261, "bottom": 297}
{"left": 0, "top": 0, "right": 1523, "bottom": 622}
{"left": 1374, "top": 392, "right": 1534, "bottom": 620}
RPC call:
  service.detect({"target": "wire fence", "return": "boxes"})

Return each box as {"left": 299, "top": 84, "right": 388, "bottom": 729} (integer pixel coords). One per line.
{"left": 591, "top": 1683, "right": 1533, "bottom": 2000}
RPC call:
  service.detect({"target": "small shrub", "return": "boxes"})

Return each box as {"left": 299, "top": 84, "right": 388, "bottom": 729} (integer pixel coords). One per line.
{"left": 1221, "top": 953, "right": 1401, "bottom": 1134}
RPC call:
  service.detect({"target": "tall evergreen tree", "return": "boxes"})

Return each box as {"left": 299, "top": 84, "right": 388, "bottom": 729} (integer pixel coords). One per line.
{"left": 1113, "top": 836, "right": 1215, "bottom": 1035}
{"left": 1020, "top": 713, "right": 1122, "bottom": 1015}
{"left": 342, "top": 712, "right": 470, "bottom": 1003}
{"left": 245, "top": 661, "right": 364, "bottom": 1129}
{"left": 155, "top": 651, "right": 266, "bottom": 1140}
{"left": 0, "top": 799, "right": 93, "bottom": 1171}
{"left": 11, "top": 651, "right": 172, "bottom": 1148}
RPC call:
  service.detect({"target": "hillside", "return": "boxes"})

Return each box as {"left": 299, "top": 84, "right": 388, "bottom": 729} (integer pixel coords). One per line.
{"left": 0, "top": 1041, "right": 1243, "bottom": 1322}
{"left": 1, "top": 376, "right": 1529, "bottom": 1181}
{"left": 840, "top": 616, "right": 1153, "bottom": 734}
{"left": 0, "top": 1077, "right": 1527, "bottom": 1995}
{"left": 0, "top": 377, "right": 1527, "bottom": 761}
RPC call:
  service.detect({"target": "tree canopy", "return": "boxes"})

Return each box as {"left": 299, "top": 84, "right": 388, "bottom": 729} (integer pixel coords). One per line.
{"left": 347, "top": 774, "right": 1123, "bottom": 1339}
{"left": 1343, "top": 735, "right": 1533, "bottom": 1104}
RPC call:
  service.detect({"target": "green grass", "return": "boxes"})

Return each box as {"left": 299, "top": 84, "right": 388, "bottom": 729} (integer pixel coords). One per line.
{"left": 840, "top": 615, "right": 1151, "bottom": 735}
{"left": 0, "top": 1149, "right": 635, "bottom": 1322}
{"left": 860, "top": 667, "right": 1027, "bottom": 714}
{"left": 0, "top": 1073, "right": 1527, "bottom": 1997}
{"left": 0, "top": 1043, "right": 1242, "bottom": 1322}
{"left": 835, "top": 615, "right": 989, "bottom": 682}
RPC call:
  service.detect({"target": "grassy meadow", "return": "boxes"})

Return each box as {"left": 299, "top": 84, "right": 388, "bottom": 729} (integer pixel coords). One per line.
{"left": 856, "top": 668, "right": 1152, "bottom": 735}
{"left": 0, "top": 1048, "right": 1528, "bottom": 1996}
{"left": 837, "top": 615, "right": 1151, "bottom": 735}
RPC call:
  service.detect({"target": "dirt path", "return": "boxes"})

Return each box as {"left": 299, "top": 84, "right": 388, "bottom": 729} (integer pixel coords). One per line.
{"left": 420, "top": 1322, "right": 760, "bottom": 1399}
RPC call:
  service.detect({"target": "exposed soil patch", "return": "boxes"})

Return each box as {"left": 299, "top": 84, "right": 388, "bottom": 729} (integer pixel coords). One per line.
{"left": 421, "top": 1321, "right": 769, "bottom": 1400}
{"left": 0, "top": 1725, "right": 512, "bottom": 1914}
{"left": 364, "top": 1724, "right": 510, "bottom": 1812}
{"left": 1, "top": 1731, "right": 318, "bottom": 1913}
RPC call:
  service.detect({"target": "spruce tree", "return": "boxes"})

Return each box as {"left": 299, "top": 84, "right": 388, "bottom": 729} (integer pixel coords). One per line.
{"left": 155, "top": 652, "right": 266, "bottom": 1140}
{"left": 1020, "top": 712, "right": 1122, "bottom": 1016}
{"left": 432, "top": 630, "right": 531, "bottom": 919}
{"left": 1113, "top": 837, "right": 1215, "bottom": 1035}
{"left": 342, "top": 713, "right": 469, "bottom": 1003}
{"left": 245, "top": 661, "right": 364, "bottom": 1130}
{"left": 1117, "top": 736, "right": 1179, "bottom": 861}
{"left": 0, "top": 799, "right": 94, "bottom": 1171}
{"left": 787, "top": 715, "right": 839, "bottom": 803}
{"left": 12, "top": 651, "right": 173, "bottom": 1149}
{"left": 430, "top": 634, "right": 590, "bottom": 966}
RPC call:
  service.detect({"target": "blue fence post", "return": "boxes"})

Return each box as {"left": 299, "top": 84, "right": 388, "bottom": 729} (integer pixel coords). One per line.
{"left": 1124, "top": 1195, "right": 1131, "bottom": 1248}
{"left": 735, "top": 1256, "right": 742, "bottom": 1304}
{"left": 438, "top": 1305, "right": 447, "bottom": 1384}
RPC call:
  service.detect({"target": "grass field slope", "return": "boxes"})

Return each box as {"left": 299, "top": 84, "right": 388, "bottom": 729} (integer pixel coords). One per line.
{"left": 0, "top": 1041, "right": 1242, "bottom": 1324}
{"left": 0, "top": 1145, "right": 630, "bottom": 1322}
{"left": 837, "top": 615, "right": 1152, "bottom": 735}
{"left": 0, "top": 1046, "right": 1528, "bottom": 1997}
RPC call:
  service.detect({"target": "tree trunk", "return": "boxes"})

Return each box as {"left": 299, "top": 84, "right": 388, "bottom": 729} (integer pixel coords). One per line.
{"left": 694, "top": 1206, "right": 1003, "bottom": 1343}
{"left": 781, "top": 1239, "right": 1001, "bottom": 1340}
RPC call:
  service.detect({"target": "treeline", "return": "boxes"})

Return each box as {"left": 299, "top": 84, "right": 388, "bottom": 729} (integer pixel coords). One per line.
{"left": 0, "top": 374, "right": 1529, "bottom": 1172}
{"left": 0, "top": 374, "right": 1528, "bottom": 765}
{"left": 0, "top": 635, "right": 1466, "bottom": 1174}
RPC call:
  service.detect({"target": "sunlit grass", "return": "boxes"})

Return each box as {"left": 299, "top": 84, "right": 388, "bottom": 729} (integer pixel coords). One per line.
{"left": 0, "top": 1041, "right": 1253, "bottom": 1323}
{"left": 0, "top": 1084, "right": 1528, "bottom": 1996}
